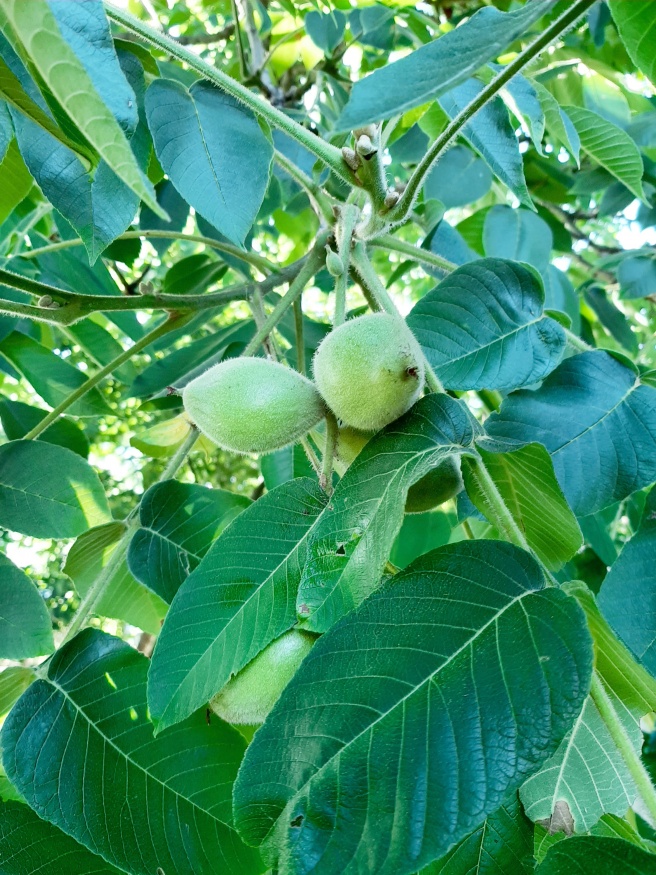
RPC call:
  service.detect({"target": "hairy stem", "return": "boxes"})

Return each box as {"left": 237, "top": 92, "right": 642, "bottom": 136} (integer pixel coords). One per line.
{"left": 105, "top": 3, "right": 355, "bottom": 186}
{"left": 24, "top": 315, "right": 187, "bottom": 440}
{"left": 293, "top": 297, "right": 306, "bottom": 375}
{"left": 19, "top": 229, "right": 274, "bottom": 275}
{"left": 371, "top": 234, "right": 456, "bottom": 274}
{"left": 320, "top": 411, "right": 339, "bottom": 495}
{"left": 62, "top": 426, "right": 200, "bottom": 643}
{"left": 243, "top": 239, "right": 327, "bottom": 356}
{"left": 388, "top": 0, "right": 596, "bottom": 223}
{"left": 351, "top": 242, "right": 444, "bottom": 393}
{"left": 590, "top": 672, "right": 656, "bottom": 826}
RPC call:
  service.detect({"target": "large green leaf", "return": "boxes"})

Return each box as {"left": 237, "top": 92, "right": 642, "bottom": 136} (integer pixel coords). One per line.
{"left": 64, "top": 522, "right": 167, "bottom": 635}
{"left": 148, "top": 478, "right": 327, "bottom": 732}
{"left": 483, "top": 206, "right": 553, "bottom": 275}
{"left": 0, "top": 140, "right": 33, "bottom": 225}
{"left": 145, "top": 79, "right": 273, "bottom": 247}
{"left": 486, "top": 351, "right": 656, "bottom": 516}
{"left": 419, "top": 793, "right": 534, "bottom": 875}
{"left": 127, "top": 480, "right": 251, "bottom": 603}
{"left": 565, "top": 106, "right": 647, "bottom": 202}
{"left": 0, "top": 800, "right": 124, "bottom": 875}
{"left": 424, "top": 145, "right": 492, "bottom": 209}
{"left": 0, "top": 398, "right": 89, "bottom": 458}
{"left": 463, "top": 443, "right": 582, "bottom": 571}
{"left": 336, "top": 0, "right": 555, "bottom": 129}
{"left": 0, "top": 0, "right": 160, "bottom": 215}
{"left": 537, "top": 836, "right": 656, "bottom": 874}
{"left": 0, "top": 332, "right": 111, "bottom": 417}
{"left": 439, "top": 80, "right": 532, "bottom": 208}
{"left": 0, "top": 552, "right": 53, "bottom": 658}
{"left": 618, "top": 254, "right": 656, "bottom": 300}
{"left": 234, "top": 540, "right": 593, "bottom": 875}
{"left": 608, "top": 1, "right": 656, "bottom": 86}
{"left": 1, "top": 629, "right": 263, "bottom": 875}
{"left": 406, "top": 259, "right": 565, "bottom": 392}
{"left": 0, "top": 666, "right": 34, "bottom": 717}
{"left": 0, "top": 441, "right": 111, "bottom": 538}
{"left": 296, "top": 394, "right": 479, "bottom": 633}
{"left": 598, "top": 487, "right": 656, "bottom": 677}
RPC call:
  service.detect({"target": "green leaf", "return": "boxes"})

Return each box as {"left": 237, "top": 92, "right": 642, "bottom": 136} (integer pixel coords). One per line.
{"left": 1, "top": 629, "right": 263, "bottom": 875}
{"left": 139, "top": 177, "right": 190, "bottom": 256}
{"left": 483, "top": 206, "right": 553, "bottom": 276}
{"left": 537, "top": 836, "right": 656, "bottom": 874}
{"left": 261, "top": 443, "right": 316, "bottom": 490}
{"left": 565, "top": 106, "right": 647, "bottom": 202}
{"left": 336, "top": 0, "right": 555, "bottom": 129}
{"left": 145, "top": 79, "right": 273, "bottom": 247}
{"left": 390, "top": 509, "right": 453, "bottom": 569}
{"left": 234, "top": 540, "right": 593, "bottom": 875}
{"left": 127, "top": 480, "right": 251, "bottom": 603}
{"left": 0, "top": 332, "right": 111, "bottom": 417}
{"left": 406, "top": 259, "right": 565, "bottom": 392}
{"left": 0, "top": 666, "right": 34, "bottom": 717}
{"left": 0, "top": 440, "right": 110, "bottom": 538}
{"left": 419, "top": 793, "right": 534, "bottom": 875}
{"left": 584, "top": 284, "right": 638, "bottom": 354}
{"left": 64, "top": 522, "right": 167, "bottom": 635}
{"left": 608, "top": 1, "right": 656, "bottom": 86}
{"left": 502, "top": 73, "right": 545, "bottom": 156}
{"left": 0, "top": 140, "right": 32, "bottom": 225}
{"left": 148, "top": 478, "right": 327, "bottom": 732}
{"left": 0, "top": 800, "right": 124, "bottom": 875}
{"left": 0, "top": 0, "right": 161, "bottom": 216}
{"left": 439, "top": 79, "right": 533, "bottom": 208}
{"left": 598, "top": 487, "right": 656, "bottom": 677}
{"left": 486, "top": 350, "right": 656, "bottom": 516}
{"left": 463, "top": 443, "right": 582, "bottom": 571}
{"left": 0, "top": 552, "right": 53, "bottom": 658}
{"left": 0, "top": 398, "right": 89, "bottom": 458}
{"left": 424, "top": 145, "right": 492, "bottom": 209}
{"left": 296, "top": 394, "right": 479, "bottom": 633}
{"left": 533, "top": 82, "right": 580, "bottom": 164}
{"left": 618, "top": 255, "right": 656, "bottom": 300}
{"left": 66, "top": 317, "right": 137, "bottom": 385}
{"left": 0, "top": 54, "right": 95, "bottom": 165}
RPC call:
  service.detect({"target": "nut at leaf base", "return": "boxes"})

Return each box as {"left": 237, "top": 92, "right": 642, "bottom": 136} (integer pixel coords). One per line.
{"left": 182, "top": 357, "right": 325, "bottom": 454}
{"left": 336, "top": 426, "right": 376, "bottom": 466}
{"left": 313, "top": 313, "right": 425, "bottom": 431}
{"left": 210, "top": 629, "right": 316, "bottom": 725}
{"left": 405, "top": 456, "right": 464, "bottom": 514}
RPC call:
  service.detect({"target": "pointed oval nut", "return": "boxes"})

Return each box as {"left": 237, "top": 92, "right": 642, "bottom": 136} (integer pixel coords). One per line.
{"left": 313, "top": 312, "right": 425, "bottom": 431}
{"left": 325, "top": 247, "right": 345, "bottom": 277}
{"left": 336, "top": 426, "right": 375, "bottom": 466}
{"left": 405, "top": 455, "right": 464, "bottom": 514}
{"left": 182, "top": 357, "right": 325, "bottom": 454}
{"left": 210, "top": 629, "right": 316, "bottom": 725}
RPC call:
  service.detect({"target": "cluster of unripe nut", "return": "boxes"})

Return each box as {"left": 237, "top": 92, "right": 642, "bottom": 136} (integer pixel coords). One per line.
{"left": 183, "top": 311, "right": 463, "bottom": 725}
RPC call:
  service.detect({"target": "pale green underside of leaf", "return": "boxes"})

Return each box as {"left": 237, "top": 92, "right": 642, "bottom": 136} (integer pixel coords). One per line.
{"left": 464, "top": 443, "right": 582, "bottom": 571}
{"left": 565, "top": 105, "right": 647, "bottom": 202}
{"left": 0, "top": 0, "right": 161, "bottom": 215}
{"left": 235, "top": 540, "right": 593, "bottom": 875}
{"left": 536, "top": 836, "right": 656, "bottom": 874}
{"left": 1, "top": 629, "right": 263, "bottom": 875}
{"left": 0, "top": 666, "right": 34, "bottom": 717}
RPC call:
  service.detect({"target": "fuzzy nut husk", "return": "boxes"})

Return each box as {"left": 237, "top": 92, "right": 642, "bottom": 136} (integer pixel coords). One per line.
{"left": 182, "top": 357, "right": 325, "bottom": 454}
{"left": 209, "top": 629, "right": 316, "bottom": 725}
{"left": 313, "top": 312, "right": 425, "bottom": 431}
{"left": 405, "top": 455, "right": 464, "bottom": 514}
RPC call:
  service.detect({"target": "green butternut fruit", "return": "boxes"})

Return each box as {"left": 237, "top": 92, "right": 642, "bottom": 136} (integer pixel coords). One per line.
{"left": 313, "top": 313, "right": 425, "bottom": 430}
{"left": 210, "top": 629, "right": 316, "bottom": 725}
{"left": 405, "top": 456, "right": 464, "bottom": 514}
{"left": 336, "top": 426, "right": 375, "bottom": 466}
{"left": 182, "top": 357, "right": 325, "bottom": 454}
